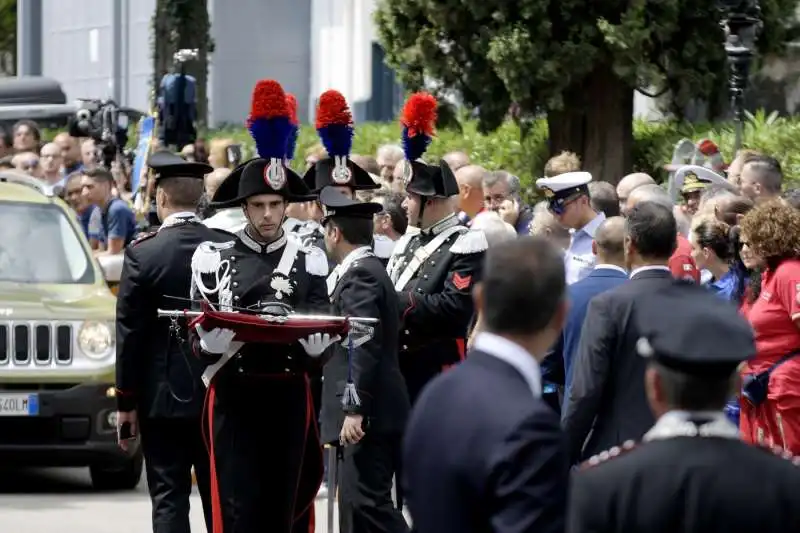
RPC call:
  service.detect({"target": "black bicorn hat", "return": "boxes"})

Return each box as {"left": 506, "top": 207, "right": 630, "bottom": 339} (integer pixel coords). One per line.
{"left": 210, "top": 158, "right": 314, "bottom": 208}
{"left": 319, "top": 185, "right": 382, "bottom": 226}
{"left": 148, "top": 149, "right": 212, "bottom": 182}
{"left": 635, "top": 282, "right": 755, "bottom": 377}
{"left": 303, "top": 157, "right": 379, "bottom": 193}
{"left": 403, "top": 159, "right": 459, "bottom": 198}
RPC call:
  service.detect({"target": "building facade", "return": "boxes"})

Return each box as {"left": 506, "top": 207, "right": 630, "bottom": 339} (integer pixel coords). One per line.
{"left": 20, "top": 0, "right": 401, "bottom": 127}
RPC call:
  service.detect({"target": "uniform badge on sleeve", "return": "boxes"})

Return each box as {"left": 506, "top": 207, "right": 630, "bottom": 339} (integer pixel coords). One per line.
{"left": 452, "top": 273, "right": 472, "bottom": 291}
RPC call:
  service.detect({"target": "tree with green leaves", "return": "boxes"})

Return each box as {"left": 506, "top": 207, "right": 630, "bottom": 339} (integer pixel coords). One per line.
{"left": 0, "top": 0, "right": 16, "bottom": 76}
{"left": 375, "top": 1, "right": 798, "bottom": 182}
{"left": 151, "top": 0, "right": 213, "bottom": 125}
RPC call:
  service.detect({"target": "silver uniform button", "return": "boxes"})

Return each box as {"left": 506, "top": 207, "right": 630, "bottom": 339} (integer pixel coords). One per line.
{"left": 233, "top": 282, "right": 239, "bottom": 287}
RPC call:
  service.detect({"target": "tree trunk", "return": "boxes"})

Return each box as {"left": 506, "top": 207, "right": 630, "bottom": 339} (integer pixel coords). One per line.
{"left": 547, "top": 65, "right": 633, "bottom": 184}
{"left": 151, "top": 0, "right": 212, "bottom": 125}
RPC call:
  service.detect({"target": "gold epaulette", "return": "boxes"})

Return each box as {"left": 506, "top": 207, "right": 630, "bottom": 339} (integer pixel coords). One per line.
{"left": 579, "top": 440, "right": 638, "bottom": 471}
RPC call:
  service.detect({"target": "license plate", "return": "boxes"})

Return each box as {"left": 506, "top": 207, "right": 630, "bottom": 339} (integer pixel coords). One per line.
{"left": 0, "top": 393, "right": 39, "bottom": 416}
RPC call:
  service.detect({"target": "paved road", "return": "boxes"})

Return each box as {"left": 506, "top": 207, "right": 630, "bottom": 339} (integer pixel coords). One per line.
{"left": 0, "top": 467, "right": 338, "bottom": 533}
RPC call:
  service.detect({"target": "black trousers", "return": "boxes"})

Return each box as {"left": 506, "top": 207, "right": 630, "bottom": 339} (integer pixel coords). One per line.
{"left": 210, "top": 374, "right": 323, "bottom": 533}
{"left": 139, "top": 417, "right": 212, "bottom": 533}
{"left": 339, "top": 433, "right": 409, "bottom": 533}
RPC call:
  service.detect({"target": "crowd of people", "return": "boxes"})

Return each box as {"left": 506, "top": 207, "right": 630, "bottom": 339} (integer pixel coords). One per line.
{"left": 5, "top": 83, "right": 800, "bottom": 532}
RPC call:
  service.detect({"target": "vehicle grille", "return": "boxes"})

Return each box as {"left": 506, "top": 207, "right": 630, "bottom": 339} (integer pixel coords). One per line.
{"left": 0, "top": 322, "right": 72, "bottom": 365}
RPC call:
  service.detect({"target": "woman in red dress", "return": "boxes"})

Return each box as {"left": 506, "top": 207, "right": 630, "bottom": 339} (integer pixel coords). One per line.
{"left": 738, "top": 201, "right": 800, "bottom": 453}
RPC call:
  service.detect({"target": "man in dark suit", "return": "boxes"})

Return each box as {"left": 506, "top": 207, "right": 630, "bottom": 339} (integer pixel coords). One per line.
{"left": 544, "top": 216, "right": 628, "bottom": 407}
{"left": 568, "top": 283, "right": 800, "bottom": 533}
{"left": 562, "top": 202, "right": 679, "bottom": 465}
{"left": 318, "top": 186, "right": 410, "bottom": 533}
{"left": 404, "top": 237, "right": 569, "bottom": 533}
{"left": 115, "top": 150, "right": 231, "bottom": 533}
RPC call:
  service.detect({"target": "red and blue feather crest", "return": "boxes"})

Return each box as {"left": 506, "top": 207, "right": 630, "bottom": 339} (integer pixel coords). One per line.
{"left": 315, "top": 90, "right": 354, "bottom": 159}
{"left": 285, "top": 93, "right": 299, "bottom": 161}
{"left": 400, "top": 92, "right": 437, "bottom": 161}
{"left": 248, "top": 80, "right": 291, "bottom": 160}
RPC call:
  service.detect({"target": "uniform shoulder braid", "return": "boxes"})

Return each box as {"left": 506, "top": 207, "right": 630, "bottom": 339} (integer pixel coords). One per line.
{"left": 300, "top": 243, "right": 329, "bottom": 277}
{"left": 450, "top": 228, "right": 488, "bottom": 255}
{"left": 130, "top": 231, "right": 157, "bottom": 247}
{"left": 579, "top": 440, "right": 638, "bottom": 471}
{"left": 757, "top": 443, "right": 800, "bottom": 466}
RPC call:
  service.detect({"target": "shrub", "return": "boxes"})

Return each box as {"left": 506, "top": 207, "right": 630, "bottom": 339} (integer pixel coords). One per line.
{"left": 209, "top": 111, "right": 800, "bottom": 191}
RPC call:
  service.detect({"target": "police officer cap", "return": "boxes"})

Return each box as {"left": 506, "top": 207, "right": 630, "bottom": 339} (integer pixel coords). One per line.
{"left": 675, "top": 164, "right": 737, "bottom": 195}
{"left": 148, "top": 150, "right": 212, "bottom": 182}
{"left": 635, "top": 282, "right": 755, "bottom": 376}
{"left": 319, "top": 186, "right": 381, "bottom": 226}
{"left": 536, "top": 171, "right": 592, "bottom": 203}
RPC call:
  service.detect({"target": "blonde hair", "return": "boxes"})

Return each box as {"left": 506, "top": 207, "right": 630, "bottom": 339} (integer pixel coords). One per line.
{"left": 544, "top": 151, "right": 582, "bottom": 177}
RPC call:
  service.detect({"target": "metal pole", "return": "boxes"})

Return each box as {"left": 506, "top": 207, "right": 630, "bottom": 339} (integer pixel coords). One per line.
{"left": 17, "top": 0, "right": 42, "bottom": 76}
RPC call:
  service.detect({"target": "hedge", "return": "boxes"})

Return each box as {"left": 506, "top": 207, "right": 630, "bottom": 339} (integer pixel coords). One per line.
{"left": 204, "top": 110, "right": 800, "bottom": 193}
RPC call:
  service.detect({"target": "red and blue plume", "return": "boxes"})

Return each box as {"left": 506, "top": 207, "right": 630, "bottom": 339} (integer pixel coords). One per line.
{"left": 400, "top": 92, "right": 437, "bottom": 161}
{"left": 285, "top": 93, "right": 299, "bottom": 161}
{"left": 247, "top": 79, "right": 291, "bottom": 160}
{"left": 315, "top": 90, "right": 354, "bottom": 159}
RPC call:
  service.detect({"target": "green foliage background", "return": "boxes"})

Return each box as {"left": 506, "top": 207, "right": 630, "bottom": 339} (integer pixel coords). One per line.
{"left": 201, "top": 112, "right": 800, "bottom": 197}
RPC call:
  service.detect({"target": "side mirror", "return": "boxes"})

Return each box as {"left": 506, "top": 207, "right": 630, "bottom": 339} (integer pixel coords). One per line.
{"left": 96, "top": 254, "right": 124, "bottom": 284}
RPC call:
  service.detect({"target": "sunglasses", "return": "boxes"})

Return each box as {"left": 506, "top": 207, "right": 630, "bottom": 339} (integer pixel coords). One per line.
{"left": 547, "top": 193, "right": 582, "bottom": 215}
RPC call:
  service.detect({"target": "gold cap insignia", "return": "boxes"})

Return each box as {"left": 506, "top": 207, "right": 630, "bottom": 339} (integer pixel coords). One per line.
{"left": 684, "top": 172, "right": 699, "bottom": 185}
{"left": 543, "top": 188, "right": 555, "bottom": 199}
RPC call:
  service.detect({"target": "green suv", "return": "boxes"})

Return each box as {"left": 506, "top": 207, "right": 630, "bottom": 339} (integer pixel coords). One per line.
{"left": 0, "top": 171, "right": 142, "bottom": 490}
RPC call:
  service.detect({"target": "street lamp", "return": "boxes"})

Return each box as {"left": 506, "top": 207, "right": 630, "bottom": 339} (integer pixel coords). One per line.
{"left": 718, "top": 0, "right": 762, "bottom": 153}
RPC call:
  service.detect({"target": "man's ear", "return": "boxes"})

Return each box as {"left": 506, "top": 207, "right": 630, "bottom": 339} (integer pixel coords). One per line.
{"left": 591, "top": 240, "right": 598, "bottom": 255}
{"left": 472, "top": 282, "right": 484, "bottom": 316}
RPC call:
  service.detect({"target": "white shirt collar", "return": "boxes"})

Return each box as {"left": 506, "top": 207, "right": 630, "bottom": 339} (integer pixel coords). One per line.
{"left": 339, "top": 245, "right": 372, "bottom": 273}
{"left": 644, "top": 410, "right": 739, "bottom": 442}
{"left": 472, "top": 332, "right": 541, "bottom": 399}
{"left": 629, "top": 265, "right": 670, "bottom": 279}
{"left": 159, "top": 211, "right": 199, "bottom": 231}
{"left": 594, "top": 264, "right": 627, "bottom": 275}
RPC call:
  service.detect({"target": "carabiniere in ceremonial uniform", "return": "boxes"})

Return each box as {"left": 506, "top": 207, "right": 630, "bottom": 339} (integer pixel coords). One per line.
{"left": 188, "top": 79, "right": 332, "bottom": 533}
{"left": 387, "top": 92, "right": 487, "bottom": 404}
{"left": 115, "top": 150, "right": 231, "bottom": 533}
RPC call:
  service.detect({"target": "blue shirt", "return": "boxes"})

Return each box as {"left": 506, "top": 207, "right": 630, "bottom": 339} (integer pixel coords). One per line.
{"left": 78, "top": 205, "right": 102, "bottom": 241}
{"left": 709, "top": 268, "right": 743, "bottom": 303}
{"left": 564, "top": 212, "right": 606, "bottom": 285}
{"left": 99, "top": 198, "right": 137, "bottom": 246}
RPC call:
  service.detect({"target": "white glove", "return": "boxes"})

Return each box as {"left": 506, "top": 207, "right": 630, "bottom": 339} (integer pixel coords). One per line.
{"left": 195, "top": 325, "right": 236, "bottom": 354}
{"left": 299, "top": 333, "right": 341, "bottom": 357}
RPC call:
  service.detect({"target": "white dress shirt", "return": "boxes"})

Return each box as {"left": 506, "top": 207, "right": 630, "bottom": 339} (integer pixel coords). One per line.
{"left": 473, "top": 332, "right": 542, "bottom": 399}
{"left": 565, "top": 212, "right": 606, "bottom": 285}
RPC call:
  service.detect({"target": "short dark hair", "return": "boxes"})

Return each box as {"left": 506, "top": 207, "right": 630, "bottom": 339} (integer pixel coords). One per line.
{"left": 588, "top": 181, "right": 620, "bottom": 217}
{"left": 625, "top": 201, "right": 677, "bottom": 260}
{"left": 743, "top": 154, "right": 783, "bottom": 194}
{"left": 12, "top": 119, "right": 41, "bottom": 141}
{"left": 652, "top": 361, "right": 734, "bottom": 411}
{"left": 83, "top": 167, "right": 114, "bottom": 183}
{"left": 158, "top": 177, "right": 205, "bottom": 210}
{"left": 329, "top": 217, "right": 374, "bottom": 246}
{"left": 482, "top": 237, "right": 565, "bottom": 335}
{"left": 380, "top": 192, "right": 408, "bottom": 235}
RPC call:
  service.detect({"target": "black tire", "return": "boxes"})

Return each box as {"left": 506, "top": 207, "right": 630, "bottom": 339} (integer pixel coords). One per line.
{"left": 89, "top": 450, "right": 143, "bottom": 491}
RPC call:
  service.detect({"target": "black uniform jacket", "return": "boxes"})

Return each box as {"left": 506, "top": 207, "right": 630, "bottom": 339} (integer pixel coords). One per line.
{"left": 403, "top": 349, "right": 568, "bottom": 533}
{"left": 190, "top": 228, "right": 330, "bottom": 373}
{"left": 320, "top": 252, "right": 410, "bottom": 444}
{"left": 389, "top": 214, "right": 486, "bottom": 403}
{"left": 568, "top": 436, "right": 800, "bottom": 533}
{"left": 115, "top": 216, "right": 233, "bottom": 417}
{"left": 562, "top": 268, "right": 674, "bottom": 464}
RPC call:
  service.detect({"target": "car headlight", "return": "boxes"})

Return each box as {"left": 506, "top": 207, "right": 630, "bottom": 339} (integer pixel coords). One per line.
{"left": 78, "top": 321, "right": 113, "bottom": 359}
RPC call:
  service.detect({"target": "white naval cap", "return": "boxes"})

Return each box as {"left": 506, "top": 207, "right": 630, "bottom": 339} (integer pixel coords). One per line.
{"left": 674, "top": 164, "right": 737, "bottom": 195}
{"left": 535, "top": 171, "right": 592, "bottom": 201}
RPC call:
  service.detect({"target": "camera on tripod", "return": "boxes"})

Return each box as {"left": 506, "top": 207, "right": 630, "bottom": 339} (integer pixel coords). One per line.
{"left": 68, "top": 99, "right": 130, "bottom": 170}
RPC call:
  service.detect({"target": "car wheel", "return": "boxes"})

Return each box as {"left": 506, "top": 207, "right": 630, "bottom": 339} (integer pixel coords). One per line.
{"left": 89, "top": 449, "right": 143, "bottom": 491}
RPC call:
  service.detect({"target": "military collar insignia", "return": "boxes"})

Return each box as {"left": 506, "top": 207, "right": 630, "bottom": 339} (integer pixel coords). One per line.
{"left": 423, "top": 213, "right": 460, "bottom": 236}
{"left": 159, "top": 212, "right": 200, "bottom": 231}
{"left": 643, "top": 410, "right": 740, "bottom": 442}
{"left": 238, "top": 227, "right": 288, "bottom": 254}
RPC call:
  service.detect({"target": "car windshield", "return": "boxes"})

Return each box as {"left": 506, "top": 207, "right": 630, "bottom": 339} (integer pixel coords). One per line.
{"left": 0, "top": 202, "right": 94, "bottom": 284}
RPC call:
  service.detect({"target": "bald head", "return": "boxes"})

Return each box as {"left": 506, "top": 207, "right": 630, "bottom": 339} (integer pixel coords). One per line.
{"left": 626, "top": 183, "right": 672, "bottom": 213}
{"left": 204, "top": 167, "right": 231, "bottom": 200}
{"left": 617, "top": 172, "right": 655, "bottom": 209}
{"left": 442, "top": 151, "right": 470, "bottom": 172}
{"left": 593, "top": 216, "right": 626, "bottom": 264}
{"left": 455, "top": 165, "right": 487, "bottom": 188}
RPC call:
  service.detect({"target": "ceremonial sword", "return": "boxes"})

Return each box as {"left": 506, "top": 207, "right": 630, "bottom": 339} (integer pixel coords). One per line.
{"left": 156, "top": 309, "right": 379, "bottom": 323}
